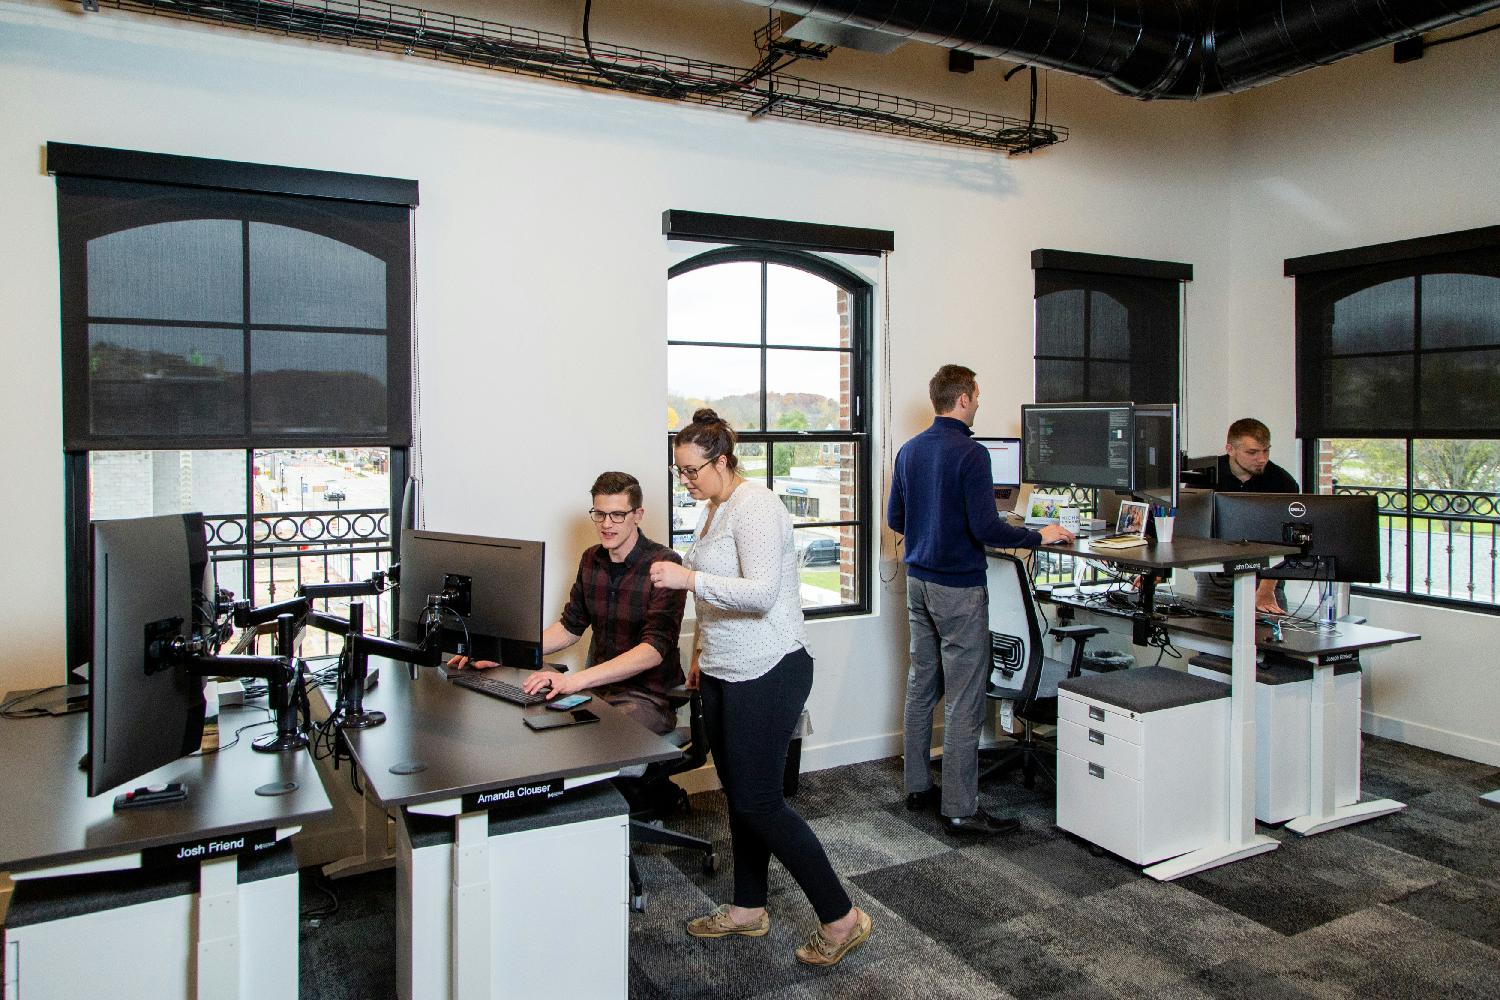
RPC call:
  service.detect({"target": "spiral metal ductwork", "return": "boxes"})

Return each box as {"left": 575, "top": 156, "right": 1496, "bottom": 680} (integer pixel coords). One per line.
{"left": 745, "top": 1, "right": 1500, "bottom": 99}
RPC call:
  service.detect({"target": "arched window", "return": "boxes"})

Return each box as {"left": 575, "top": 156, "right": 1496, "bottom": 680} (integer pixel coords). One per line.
{"left": 667, "top": 248, "right": 871, "bottom": 616}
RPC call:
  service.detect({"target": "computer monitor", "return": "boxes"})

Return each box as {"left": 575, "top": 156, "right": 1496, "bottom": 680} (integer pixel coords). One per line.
{"left": 1212, "top": 493, "right": 1381, "bottom": 583}
{"left": 397, "top": 528, "right": 544, "bottom": 667}
{"left": 1132, "top": 404, "right": 1178, "bottom": 508}
{"left": 973, "top": 436, "right": 1022, "bottom": 507}
{"left": 1021, "top": 402, "right": 1134, "bottom": 491}
{"left": 87, "top": 513, "right": 211, "bottom": 797}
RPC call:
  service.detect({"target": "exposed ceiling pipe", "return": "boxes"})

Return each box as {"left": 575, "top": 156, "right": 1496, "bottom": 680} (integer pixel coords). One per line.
{"left": 740, "top": 2, "right": 1500, "bottom": 99}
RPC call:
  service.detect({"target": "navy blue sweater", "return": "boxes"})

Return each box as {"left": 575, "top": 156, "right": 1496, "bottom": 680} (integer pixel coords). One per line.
{"left": 888, "top": 417, "right": 1042, "bottom": 588}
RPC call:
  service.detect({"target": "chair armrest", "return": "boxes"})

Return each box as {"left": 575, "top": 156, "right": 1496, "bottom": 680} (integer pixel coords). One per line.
{"left": 664, "top": 685, "right": 697, "bottom": 708}
{"left": 1051, "top": 624, "right": 1106, "bottom": 640}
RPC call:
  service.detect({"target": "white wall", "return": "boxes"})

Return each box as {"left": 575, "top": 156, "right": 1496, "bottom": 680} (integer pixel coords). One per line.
{"left": 1223, "top": 30, "right": 1500, "bottom": 766}
{"left": 0, "top": 1, "right": 1237, "bottom": 768}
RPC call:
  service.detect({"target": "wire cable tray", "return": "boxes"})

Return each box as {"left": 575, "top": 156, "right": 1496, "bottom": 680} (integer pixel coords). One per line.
{"left": 84, "top": 0, "right": 1067, "bottom": 154}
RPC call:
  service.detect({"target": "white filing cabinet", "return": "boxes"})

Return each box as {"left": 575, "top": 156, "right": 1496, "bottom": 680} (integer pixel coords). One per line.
{"left": 1187, "top": 652, "right": 1361, "bottom": 824}
{"left": 395, "top": 780, "right": 629, "bottom": 1000}
{"left": 1056, "top": 667, "right": 1231, "bottom": 866}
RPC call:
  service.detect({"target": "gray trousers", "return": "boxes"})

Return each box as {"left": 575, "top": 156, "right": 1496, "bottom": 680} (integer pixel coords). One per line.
{"left": 902, "top": 577, "right": 989, "bottom": 818}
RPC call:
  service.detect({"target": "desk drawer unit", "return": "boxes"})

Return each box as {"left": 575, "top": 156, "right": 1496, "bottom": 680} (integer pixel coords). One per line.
{"left": 1056, "top": 667, "right": 1230, "bottom": 867}
{"left": 1189, "top": 653, "right": 1362, "bottom": 823}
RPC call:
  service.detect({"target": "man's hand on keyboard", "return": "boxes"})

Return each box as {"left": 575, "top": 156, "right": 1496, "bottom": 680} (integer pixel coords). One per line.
{"left": 446, "top": 655, "right": 498, "bottom": 671}
{"left": 522, "top": 668, "right": 576, "bottom": 699}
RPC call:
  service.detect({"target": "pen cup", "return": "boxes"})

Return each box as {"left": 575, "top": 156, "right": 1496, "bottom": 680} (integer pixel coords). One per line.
{"left": 1058, "top": 507, "right": 1081, "bottom": 533}
{"left": 1153, "top": 515, "right": 1175, "bottom": 543}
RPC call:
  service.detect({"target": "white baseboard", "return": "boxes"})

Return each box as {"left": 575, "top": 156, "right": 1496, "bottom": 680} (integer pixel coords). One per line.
{"left": 672, "top": 731, "right": 906, "bottom": 796}
{"left": 1363, "top": 711, "right": 1500, "bottom": 768}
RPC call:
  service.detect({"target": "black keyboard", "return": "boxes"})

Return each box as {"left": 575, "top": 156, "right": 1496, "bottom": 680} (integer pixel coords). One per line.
{"left": 448, "top": 671, "right": 547, "bottom": 706}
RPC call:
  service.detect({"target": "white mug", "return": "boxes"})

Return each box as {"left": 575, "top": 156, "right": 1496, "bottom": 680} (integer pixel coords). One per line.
{"left": 1058, "top": 507, "right": 1081, "bottom": 533}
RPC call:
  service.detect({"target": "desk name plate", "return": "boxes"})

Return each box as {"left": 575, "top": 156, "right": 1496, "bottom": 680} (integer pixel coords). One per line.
{"left": 462, "top": 777, "right": 565, "bottom": 814}
{"left": 1223, "top": 558, "right": 1270, "bottom": 574}
{"left": 140, "top": 827, "right": 279, "bottom": 868}
{"left": 1318, "top": 650, "right": 1361, "bottom": 666}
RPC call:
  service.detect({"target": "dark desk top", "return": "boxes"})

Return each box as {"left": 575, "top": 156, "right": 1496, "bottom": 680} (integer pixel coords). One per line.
{"left": 1049, "top": 586, "right": 1421, "bottom": 658}
{"left": 0, "top": 706, "right": 332, "bottom": 874}
{"left": 996, "top": 535, "right": 1299, "bottom": 573}
{"left": 324, "top": 661, "right": 682, "bottom": 811}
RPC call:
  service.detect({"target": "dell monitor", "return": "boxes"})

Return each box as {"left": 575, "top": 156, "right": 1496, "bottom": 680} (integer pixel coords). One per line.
{"left": 973, "top": 436, "right": 1022, "bottom": 507}
{"left": 88, "top": 513, "right": 211, "bottom": 797}
{"left": 1021, "top": 402, "right": 1134, "bottom": 491}
{"left": 397, "top": 528, "right": 544, "bottom": 667}
{"left": 1212, "top": 493, "right": 1381, "bottom": 583}
{"left": 1132, "top": 404, "right": 1178, "bottom": 508}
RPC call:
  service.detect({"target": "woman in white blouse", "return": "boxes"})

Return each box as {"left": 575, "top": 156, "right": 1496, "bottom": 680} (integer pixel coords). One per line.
{"left": 650, "top": 409, "right": 871, "bottom": 968}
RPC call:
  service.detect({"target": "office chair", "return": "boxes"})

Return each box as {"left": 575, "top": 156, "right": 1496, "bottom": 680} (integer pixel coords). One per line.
{"left": 619, "top": 684, "right": 717, "bottom": 913}
{"left": 979, "top": 554, "right": 1104, "bottom": 789}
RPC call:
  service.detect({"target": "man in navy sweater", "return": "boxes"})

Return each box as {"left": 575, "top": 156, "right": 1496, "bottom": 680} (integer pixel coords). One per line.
{"left": 888, "top": 365, "right": 1074, "bottom": 836}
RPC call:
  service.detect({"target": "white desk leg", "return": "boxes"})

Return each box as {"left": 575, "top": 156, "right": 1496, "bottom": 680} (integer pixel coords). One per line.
{"left": 1286, "top": 663, "right": 1405, "bottom": 835}
{"left": 452, "top": 810, "right": 491, "bottom": 1000}
{"left": 197, "top": 854, "right": 241, "bottom": 1000}
{"left": 1145, "top": 569, "right": 1278, "bottom": 880}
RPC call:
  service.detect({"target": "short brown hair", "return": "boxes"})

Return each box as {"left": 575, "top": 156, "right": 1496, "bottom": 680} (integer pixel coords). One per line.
{"left": 590, "top": 471, "right": 642, "bottom": 509}
{"left": 674, "top": 408, "right": 740, "bottom": 473}
{"left": 1227, "top": 418, "right": 1271, "bottom": 447}
{"left": 929, "top": 364, "right": 977, "bottom": 414}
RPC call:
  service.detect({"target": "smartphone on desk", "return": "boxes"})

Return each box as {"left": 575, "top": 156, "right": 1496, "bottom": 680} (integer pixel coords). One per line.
{"left": 546, "top": 693, "right": 593, "bottom": 711}
{"left": 524, "top": 709, "right": 600, "bottom": 731}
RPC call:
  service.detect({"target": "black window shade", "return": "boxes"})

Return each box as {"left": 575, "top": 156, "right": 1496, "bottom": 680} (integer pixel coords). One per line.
{"left": 1290, "top": 230, "right": 1500, "bottom": 439}
{"left": 54, "top": 150, "right": 415, "bottom": 450}
{"left": 1032, "top": 260, "right": 1185, "bottom": 405}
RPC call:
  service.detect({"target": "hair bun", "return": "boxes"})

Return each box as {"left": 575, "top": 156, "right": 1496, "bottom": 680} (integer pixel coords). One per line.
{"left": 692, "top": 408, "right": 722, "bottom": 425}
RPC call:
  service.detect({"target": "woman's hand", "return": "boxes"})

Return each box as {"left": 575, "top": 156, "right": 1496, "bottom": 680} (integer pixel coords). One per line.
{"left": 649, "top": 561, "right": 695, "bottom": 592}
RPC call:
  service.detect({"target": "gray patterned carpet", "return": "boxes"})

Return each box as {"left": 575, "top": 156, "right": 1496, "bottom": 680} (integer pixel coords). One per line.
{"left": 300, "top": 736, "right": 1500, "bottom": 999}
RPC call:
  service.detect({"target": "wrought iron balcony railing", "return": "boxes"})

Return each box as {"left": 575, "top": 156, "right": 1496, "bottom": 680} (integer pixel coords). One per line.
{"left": 1329, "top": 481, "right": 1499, "bottom": 607}
{"left": 203, "top": 507, "right": 394, "bottom": 653}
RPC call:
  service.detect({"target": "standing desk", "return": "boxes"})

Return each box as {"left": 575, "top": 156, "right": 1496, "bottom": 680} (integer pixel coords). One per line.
{"left": 0, "top": 708, "right": 330, "bottom": 1000}
{"left": 1049, "top": 587, "right": 1421, "bottom": 835}
{"left": 995, "top": 536, "right": 1297, "bottom": 880}
{"left": 325, "top": 660, "right": 680, "bottom": 1000}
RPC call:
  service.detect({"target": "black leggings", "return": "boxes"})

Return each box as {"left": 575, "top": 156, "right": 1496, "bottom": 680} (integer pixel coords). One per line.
{"left": 700, "top": 646, "right": 852, "bottom": 924}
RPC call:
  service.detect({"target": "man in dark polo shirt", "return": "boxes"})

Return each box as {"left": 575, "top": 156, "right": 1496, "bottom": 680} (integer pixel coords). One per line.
{"left": 1214, "top": 418, "right": 1300, "bottom": 613}
{"left": 454, "top": 471, "right": 686, "bottom": 734}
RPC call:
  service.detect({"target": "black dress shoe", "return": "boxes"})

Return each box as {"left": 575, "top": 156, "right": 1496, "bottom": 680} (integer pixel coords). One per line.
{"left": 906, "top": 787, "right": 941, "bottom": 812}
{"left": 943, "top": 809, "right": 1021, "bottom": 836}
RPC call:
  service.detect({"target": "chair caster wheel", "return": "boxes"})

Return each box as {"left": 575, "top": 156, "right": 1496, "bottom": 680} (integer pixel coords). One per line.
{"left": 630, "top": 893, "right": 646, "bottom": 913}
{"left": 703, "top": 852, "right": 718, "bottom": 875}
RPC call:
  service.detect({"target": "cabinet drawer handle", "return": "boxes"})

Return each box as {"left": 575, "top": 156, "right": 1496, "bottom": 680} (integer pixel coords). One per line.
{"left": 1088, "top": 763, "right": 1105, "bottom": 779}
{"left": 1088, "top": 706, "right": 1105, "bottom": 721}
{"left": 1088, "top": 729, "right": 1105, "bottom": 745}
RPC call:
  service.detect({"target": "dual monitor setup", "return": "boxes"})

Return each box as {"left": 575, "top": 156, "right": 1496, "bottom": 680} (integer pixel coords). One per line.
{"left": 86, "top": 514, "right": 545, "bottom": 804}
{"left": 980, "top": 401, "right": 1380, "bottom": 586}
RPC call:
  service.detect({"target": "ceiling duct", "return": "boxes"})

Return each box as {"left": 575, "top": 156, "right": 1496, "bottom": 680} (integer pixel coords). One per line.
{"left": 741, "top": 1, "right": 1500, "bottom": 99}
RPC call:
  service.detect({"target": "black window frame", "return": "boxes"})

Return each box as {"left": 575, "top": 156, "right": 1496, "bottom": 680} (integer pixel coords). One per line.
{"left": 52, "top": 144, "right": 418, "bottom": 670}
{"left": 1291, "top": 227, "right": 1500, "bottom": 615}
{"left": 666, "top": 246, "right": 873, "bottom": 619}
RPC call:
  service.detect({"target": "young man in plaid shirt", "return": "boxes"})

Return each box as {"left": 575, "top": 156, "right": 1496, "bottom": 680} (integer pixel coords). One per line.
{"left": 505, "top": 471, "right": 687, "bottom": 733}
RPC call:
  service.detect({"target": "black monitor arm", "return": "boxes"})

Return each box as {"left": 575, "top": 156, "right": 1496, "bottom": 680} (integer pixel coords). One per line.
{"left": 304, "top": 596, "right": 443, "bottom": 730}
{"left": 161, "top": 612, "right": 309, "bottom": 754}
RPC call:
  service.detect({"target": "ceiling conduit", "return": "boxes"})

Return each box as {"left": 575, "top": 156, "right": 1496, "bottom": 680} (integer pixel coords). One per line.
{"left": 744, "top": 1, "right": 1500, "bottom": 98}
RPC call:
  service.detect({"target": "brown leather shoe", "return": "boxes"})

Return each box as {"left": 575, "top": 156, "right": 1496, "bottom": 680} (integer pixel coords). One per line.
{"left": 686, "top": 903, "right": 770, "bottom": 939}
{"left": 795, "top": 907, "right": 872, "bottom": 966}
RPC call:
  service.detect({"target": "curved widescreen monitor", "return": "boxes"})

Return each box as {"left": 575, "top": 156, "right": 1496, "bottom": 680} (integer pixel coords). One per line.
{"left": 397, "top": 528, "right": 544, "bottom": 667}
{"left": 1212, "top": 493, "right": 1381, "bottom": 583}
{"left": 88, "top": 513, "right": 209, "bottom": 797}
{"left": 1021, "top": 402, "right": 1134, "bottom": 491}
